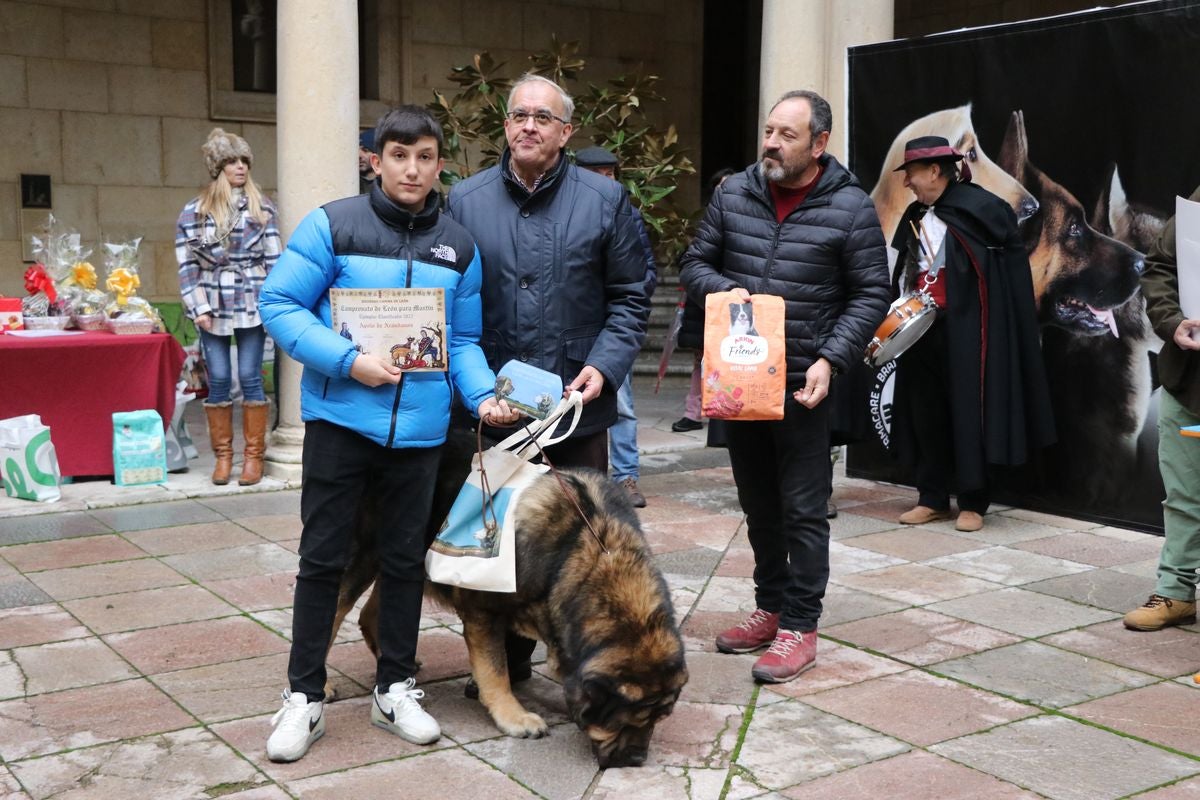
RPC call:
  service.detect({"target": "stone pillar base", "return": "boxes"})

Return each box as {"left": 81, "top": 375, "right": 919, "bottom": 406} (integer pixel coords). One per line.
{"left": 265, "top": 424, "right": 304, "bottom": 482}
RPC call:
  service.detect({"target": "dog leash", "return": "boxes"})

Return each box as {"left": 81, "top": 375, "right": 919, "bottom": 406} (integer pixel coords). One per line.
{"left": 529, "top": 437, "right": 610, "bottom": 555}
{"left": 474, "top": 419, "right": 500, "bottom": 538}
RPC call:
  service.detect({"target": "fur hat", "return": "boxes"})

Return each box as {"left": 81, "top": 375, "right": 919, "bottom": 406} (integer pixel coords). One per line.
{"left": 202, "top": 128, "right": 254, "bottom": 179}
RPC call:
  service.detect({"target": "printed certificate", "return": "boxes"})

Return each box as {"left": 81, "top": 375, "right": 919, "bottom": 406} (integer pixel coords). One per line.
{"left": 329, "top": 287, "right": 447, "bottom": 372}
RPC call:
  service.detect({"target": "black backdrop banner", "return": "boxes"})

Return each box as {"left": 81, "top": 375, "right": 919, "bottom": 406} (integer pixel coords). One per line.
{"left": 845, "top": 0, "right": 1200, "bottom": 533}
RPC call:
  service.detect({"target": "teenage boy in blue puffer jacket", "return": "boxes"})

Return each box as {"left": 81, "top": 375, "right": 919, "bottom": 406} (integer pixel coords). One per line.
{"left": 259, "top": 105, "right": 517, "bottom": 763}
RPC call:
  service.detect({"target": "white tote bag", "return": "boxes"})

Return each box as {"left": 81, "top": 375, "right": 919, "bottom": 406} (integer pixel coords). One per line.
{"left": 426, "top": 392, "right": 583, "bottom": 592}
{"left": 0, "top": 414, "right": 62, "bottom": 502}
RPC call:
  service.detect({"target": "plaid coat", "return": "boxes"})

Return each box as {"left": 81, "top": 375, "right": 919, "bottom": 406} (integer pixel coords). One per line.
{"left": 176, "top": 192, "right": 281, "bottom": 336}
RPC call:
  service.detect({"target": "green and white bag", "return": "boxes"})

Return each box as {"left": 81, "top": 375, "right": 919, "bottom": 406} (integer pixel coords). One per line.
{"left": 0, "top": 415, "right": 62, "bottom": 502}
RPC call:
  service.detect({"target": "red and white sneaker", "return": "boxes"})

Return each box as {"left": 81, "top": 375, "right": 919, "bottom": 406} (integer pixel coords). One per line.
{"left": 715, "top": 608, "right": 780, "bottom": 653}
{"left": 750, "top": 629, "right": 818, "bottom": 683}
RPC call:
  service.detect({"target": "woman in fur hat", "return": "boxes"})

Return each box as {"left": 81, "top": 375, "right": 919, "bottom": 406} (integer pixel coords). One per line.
{"left": 176, "top": 128, "right": 281, "bottom": 485}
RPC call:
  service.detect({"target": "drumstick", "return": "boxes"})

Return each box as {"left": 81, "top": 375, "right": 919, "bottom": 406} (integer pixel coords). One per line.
{"left": 918, "top": 221, "right": 937, "bottom": 261}
{"left": 908, "top": 220, "right": 927, "bottom": 255}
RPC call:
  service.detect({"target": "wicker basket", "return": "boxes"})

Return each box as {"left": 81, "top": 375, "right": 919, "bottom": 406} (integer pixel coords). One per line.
{"left": 73, "top": 312, "right": 108, "bottom": 331}
{"left": 23, "top": 315, "right": 72, "bottom": 331}
{"left": 107, "top": 316, "right": 156, "bottom": 335}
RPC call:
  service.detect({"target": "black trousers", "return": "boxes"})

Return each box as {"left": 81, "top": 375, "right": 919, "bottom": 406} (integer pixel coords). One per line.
{"left": 725, "top": 398, "right": 831, "bottom": 632}
{"left": 900, "top": 319, "right": 989, "bottom": 513}
{"left": 287, "top": 420, "right": 441, "bottom": 699}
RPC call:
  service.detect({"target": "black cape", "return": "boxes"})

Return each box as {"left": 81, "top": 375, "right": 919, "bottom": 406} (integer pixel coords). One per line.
{"left": 889, "top": 181, "right": 1055, "bottom": 490}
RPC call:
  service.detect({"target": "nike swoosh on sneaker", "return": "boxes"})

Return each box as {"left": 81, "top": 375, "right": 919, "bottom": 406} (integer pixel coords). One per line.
{"left": 375, "top": 694, "right": 395, "bottom": 723}
{"left": 309, "top": 714, "right": 320, "bottom": 732}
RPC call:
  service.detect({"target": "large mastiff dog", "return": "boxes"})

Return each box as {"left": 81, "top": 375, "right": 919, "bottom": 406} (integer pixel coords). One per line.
{"left": 330, "top": 428, "right": 688, "bottom": 768}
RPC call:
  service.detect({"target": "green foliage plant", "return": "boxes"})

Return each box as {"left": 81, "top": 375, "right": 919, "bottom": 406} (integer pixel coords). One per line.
{"left": 429, "top": 37, "right": 698, "bottom": 267}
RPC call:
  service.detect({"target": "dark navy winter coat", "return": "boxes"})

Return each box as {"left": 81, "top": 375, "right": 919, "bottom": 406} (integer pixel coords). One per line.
{"left": 446, "top": 151, "right": 652, "bottom": 437}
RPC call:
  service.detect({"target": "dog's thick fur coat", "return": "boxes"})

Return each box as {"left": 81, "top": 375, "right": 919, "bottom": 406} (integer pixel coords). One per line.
{"left": 331, "top": 428, "right": 688, "bottom": 768}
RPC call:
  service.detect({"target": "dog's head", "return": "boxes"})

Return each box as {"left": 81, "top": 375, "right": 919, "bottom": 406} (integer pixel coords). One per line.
{"left": 562, "top": 549, "right": 688, "bottom": 768}
{"left": 871, "top": 104, "right": 1038, "bottom": 242}
{"left": 998, "top": 110, "right": 1145, "bottom": 336}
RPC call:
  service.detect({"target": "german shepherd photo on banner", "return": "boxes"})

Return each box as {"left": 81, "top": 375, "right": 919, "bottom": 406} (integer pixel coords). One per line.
{"left": 327, "top": 427, "right": 688, "bottom": 768}
{"left": 847, "top": 0, "right": 1200, "bottom": 531}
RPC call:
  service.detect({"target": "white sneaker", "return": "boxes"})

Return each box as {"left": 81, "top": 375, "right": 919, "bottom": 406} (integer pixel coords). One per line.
{"left": 266, "top": 690, "right": 325, "bottom": 762}
{"left": 371, "top": 678, "right": 441, "bottom": 744}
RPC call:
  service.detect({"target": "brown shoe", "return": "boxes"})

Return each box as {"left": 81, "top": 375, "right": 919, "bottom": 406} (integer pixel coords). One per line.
{"left": 955, "top": 511, "right": 984, "bottom": 532}
{"left": 620, "top": 477, "right": 647, "bottom": 508}
{"left": 898, "top": 505, "right": 953, "bottom": 525}
{"left": 1124, "top": 594, "right": 1197, "bottom": 631}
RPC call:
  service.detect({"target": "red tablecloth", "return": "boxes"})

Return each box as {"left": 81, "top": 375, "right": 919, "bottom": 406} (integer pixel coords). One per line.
{"left": 0, "top": 331, "right": 186, "bottom": 477}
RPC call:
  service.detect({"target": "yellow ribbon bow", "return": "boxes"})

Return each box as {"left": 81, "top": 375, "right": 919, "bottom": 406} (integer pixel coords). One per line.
{"left": 106, "top": 268, "right": 140, "bottom": 306}
{"left": 63, "top": 261, "right": 97, "bottom": 290}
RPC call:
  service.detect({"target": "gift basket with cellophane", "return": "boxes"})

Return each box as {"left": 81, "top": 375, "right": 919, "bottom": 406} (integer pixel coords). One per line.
{"left": 102, "top": 238, "right": 162, "bottom": 335}
{"left": 22, "top": 216, "right": 84, "bottom": 330}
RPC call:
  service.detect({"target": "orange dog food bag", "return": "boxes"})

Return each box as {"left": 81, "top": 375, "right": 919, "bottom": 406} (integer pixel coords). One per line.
{"left": 701, "top": 291, "right": 786, "bottom": 421}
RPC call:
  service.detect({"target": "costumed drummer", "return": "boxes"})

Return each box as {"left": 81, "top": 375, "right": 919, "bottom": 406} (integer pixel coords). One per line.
{"left": 888, "top": 135, "right": 1054, "bottom": 533}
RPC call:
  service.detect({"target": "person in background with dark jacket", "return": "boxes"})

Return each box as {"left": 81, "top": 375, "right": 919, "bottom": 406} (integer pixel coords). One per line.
{"left": 259, "top": 106, "right": 517, "bottom": 763}
{"left": 888, "top": 136, "right": 1054, "bottom": 534}
{"left": 358, "top": 129, "right": 377, "bottom": 194}
{"left": 446, "top": 73, "right": 651, "bottom": 697}
{"left": 573, "top": 144, "right": 658, "bottom": 508}
{"left": 680, "top": 90, "right": 889, "bottom": 684}
{"left": 1123, "top": 183, "right": 1200, "bottom": 632}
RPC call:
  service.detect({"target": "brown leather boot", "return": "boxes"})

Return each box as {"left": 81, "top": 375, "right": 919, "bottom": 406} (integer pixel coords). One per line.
{"left": 238, "top": 400, "right": 270, "bottom": 486}
{"left": 204, "top": 402, "right": 234, "bottom": 485}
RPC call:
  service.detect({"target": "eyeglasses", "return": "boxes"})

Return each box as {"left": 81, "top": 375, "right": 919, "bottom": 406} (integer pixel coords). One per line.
{"left": 506, "top": 109, "right": 569, "bottom": 127}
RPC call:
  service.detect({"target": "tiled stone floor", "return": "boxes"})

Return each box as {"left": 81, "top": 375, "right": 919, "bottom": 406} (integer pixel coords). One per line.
{"left": 1, "top": 384, "right": 1199, "bottom": 798}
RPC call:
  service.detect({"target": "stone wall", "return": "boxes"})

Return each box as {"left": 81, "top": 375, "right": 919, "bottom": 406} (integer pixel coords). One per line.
{"left": 0, "top": 0, "right": 703, "bottom": 301}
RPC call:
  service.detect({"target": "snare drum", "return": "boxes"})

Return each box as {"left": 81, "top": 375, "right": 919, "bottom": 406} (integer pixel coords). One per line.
{"left": 864, "top": 291, "right": 937, "bottom": 367}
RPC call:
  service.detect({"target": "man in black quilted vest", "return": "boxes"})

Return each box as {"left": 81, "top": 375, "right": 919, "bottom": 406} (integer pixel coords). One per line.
{"left": 680, "top": 90, "right": 890, "bottom": 683}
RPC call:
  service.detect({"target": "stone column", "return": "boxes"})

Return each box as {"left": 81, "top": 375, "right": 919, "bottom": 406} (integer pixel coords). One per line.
{"left": 759, "top": 0, "right": 893, "bottom": 160}
{"left": 266, "top": 1, "right": 360, "bottom": 481}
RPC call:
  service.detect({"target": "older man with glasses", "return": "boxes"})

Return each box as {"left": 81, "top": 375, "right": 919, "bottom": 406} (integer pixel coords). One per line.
{"left": 446, "top": 73, "right": 653, "bottom": 697}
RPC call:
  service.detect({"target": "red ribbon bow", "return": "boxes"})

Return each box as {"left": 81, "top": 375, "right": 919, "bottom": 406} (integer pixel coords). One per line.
{"left": 23, "top": 263, "right": 57, "bottom": 303}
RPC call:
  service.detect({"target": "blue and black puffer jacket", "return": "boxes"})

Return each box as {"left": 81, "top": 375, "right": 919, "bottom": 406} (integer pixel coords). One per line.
{"left": 260, "top": 185, "right": 495, "bottom": 448}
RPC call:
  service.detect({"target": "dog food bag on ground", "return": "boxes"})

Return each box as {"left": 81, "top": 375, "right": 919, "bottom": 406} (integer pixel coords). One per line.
{"left": 701, "top": 291, "right": 786, "bottom": 421}
{"left": 112, "top": 410, "right": 167, "bottom": 486}
{"left": 0, "top": 415, "right": 62, "bottom": 502}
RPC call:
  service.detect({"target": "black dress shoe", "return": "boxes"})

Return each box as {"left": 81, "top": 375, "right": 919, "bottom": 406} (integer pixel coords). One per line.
{"left": 826, "top": 501, "right": 838, "bottom": 519}
{"left": 463, "top": 660, "right": 533, "bottom": 700}
{"left": 671, "top": 417, "right": 703, "bottom": 432}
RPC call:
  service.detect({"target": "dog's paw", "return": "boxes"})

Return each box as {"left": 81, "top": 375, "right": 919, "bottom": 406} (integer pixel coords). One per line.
{"left": 495, "top": 709, "right": 549, "bottom": 739}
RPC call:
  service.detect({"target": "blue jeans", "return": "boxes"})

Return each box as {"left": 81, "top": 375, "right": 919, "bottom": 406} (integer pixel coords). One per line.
{"left": 609, "top": 373, "right": 638, "bottom": 482}
{"left": 200, "top": 325, "right": 266, "bottom": 404}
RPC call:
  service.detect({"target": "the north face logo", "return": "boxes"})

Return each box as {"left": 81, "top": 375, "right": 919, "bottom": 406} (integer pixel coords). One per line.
{"left": 431, "top": 244, "right": 457, "bottom": 263}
